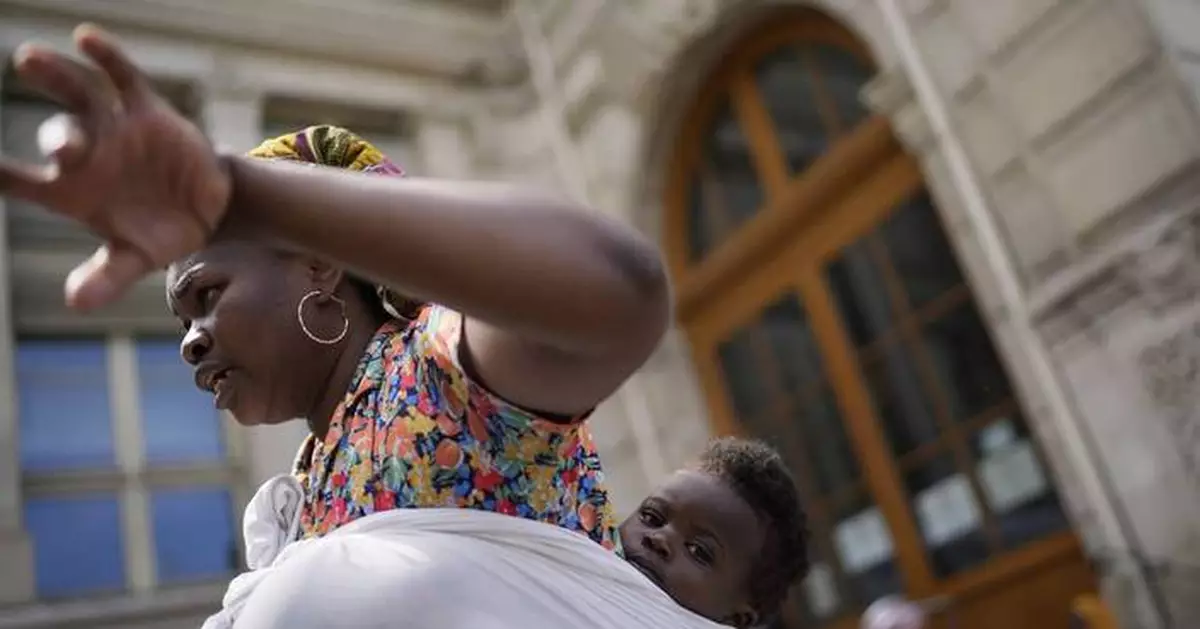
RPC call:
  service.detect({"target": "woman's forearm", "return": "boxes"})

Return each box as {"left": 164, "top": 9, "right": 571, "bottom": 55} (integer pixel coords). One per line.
{"left": 224, "top": 156, "right": 670, "bottom": 354}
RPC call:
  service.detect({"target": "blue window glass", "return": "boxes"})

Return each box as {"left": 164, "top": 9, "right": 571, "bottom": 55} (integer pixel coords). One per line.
{"left": 151, "top": 487, "right": 237, "bottom": 583}
{"left": 136, "top": 339, "right": 225, "bottom": 464}
{"left": 17, "top": 339, "right": 115, "bottom": 473}
{"left": 24, "top": 493, "right": 125, "bottom": 597}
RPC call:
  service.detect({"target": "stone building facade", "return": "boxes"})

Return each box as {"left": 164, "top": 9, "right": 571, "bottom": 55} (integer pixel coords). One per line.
{"left": 0, "top": 1, "right": 1199, "bottom": 628}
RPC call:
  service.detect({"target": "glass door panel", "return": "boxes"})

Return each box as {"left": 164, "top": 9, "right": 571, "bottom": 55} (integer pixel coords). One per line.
{"left": 820, "top": 189, "right": 1070, "bottom": 580}
{"left": 687, "top": 99, "right": 768, "bottom": 262}
{"left": 713, "top": 293, "right": 902, "bottom": 623}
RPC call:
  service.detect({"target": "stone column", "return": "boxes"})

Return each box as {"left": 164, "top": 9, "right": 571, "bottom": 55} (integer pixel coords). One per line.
{"left": 0, "top": 61, "right": 36, "bottom": 606}
{"left": 413, "top": 115, "right": 473, "bottom": 179}
{"left": 871, "top": 0, "right": 1200, "bottom": 626}
{"left": 202, "top": 87, "right": 264, "bottom": 155}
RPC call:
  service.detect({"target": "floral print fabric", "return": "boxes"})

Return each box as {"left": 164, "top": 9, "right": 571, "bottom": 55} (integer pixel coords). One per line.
{"left": 291, "top": 305, "right": 621, "bottom": 552}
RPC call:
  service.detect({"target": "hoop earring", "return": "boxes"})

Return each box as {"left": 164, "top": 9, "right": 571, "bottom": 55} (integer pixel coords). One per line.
{"left": 297, "top": 290, "right": 349, "bottom": 346}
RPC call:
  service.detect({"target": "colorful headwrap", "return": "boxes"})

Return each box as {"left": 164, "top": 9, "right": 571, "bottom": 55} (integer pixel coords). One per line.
{"left": 247, "top": 125, "right": 406, "bottom": 177}
{"left": 247, "top": 125, "right": 422, "bottom": 319}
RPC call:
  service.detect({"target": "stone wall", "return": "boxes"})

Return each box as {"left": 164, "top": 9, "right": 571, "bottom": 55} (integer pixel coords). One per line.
{"left": 495, "top": 0, "right": 1200, "bottom": 626}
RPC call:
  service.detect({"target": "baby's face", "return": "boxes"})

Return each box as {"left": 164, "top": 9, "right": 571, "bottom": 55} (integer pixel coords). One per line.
{"left": 618, "top": 470, "right": 766, "bottom": 628}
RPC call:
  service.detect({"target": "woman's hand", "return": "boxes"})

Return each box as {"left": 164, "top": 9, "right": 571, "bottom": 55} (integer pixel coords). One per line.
{"left": 0, "top": 24, "right": 231, "bottom": 311}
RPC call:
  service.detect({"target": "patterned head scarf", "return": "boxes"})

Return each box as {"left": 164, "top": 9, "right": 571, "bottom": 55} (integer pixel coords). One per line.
{"left": 246, "top": 125, "right": 423, "bottom": 319}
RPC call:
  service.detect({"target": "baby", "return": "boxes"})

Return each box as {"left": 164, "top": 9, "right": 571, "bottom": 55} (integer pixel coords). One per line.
{"left": 206, "top": 436, "right": 806, "bottom": 629}
{"left": 619, "top": 437, "right": 810, "bottom": 628}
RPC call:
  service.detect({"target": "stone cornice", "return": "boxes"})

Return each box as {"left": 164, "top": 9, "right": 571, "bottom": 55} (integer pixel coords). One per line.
{"left": 1030, "top": 206, "right": 1200, "bottom": 345}
{"left": 0, "top": 0, "right": 525, "bottom": 83}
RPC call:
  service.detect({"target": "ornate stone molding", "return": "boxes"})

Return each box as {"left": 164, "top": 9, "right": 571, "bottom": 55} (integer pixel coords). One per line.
{"left": 862, "top": 67, "right": 937, "bottom": 153}
{"left": 862, "top": 66, "right": 915, "bottom": 115}
{"left": 1139, "top": 319, "right": 1200, "bottom": 486}
{"left": 1123, "top": 212, "right": 1200, "bottom": 313}
{"left": 1031, "top": 208, "right": 1200, "bottom": 346}
{"left": 0, "top": 0, "right": 522, "bottom": 82}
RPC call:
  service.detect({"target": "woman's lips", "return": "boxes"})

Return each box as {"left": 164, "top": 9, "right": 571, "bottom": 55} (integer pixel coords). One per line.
{"left": 212, "top": 371, "right": 235, "bottom": 410}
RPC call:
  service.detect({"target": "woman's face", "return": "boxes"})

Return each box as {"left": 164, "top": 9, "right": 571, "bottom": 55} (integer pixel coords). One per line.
{"left": 165, "top": 240, "right": 343, "bottom": 426}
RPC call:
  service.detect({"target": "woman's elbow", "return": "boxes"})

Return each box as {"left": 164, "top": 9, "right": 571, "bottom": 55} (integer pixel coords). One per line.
{"left": 598, "top": 225, "right": 673, "bottom": 349}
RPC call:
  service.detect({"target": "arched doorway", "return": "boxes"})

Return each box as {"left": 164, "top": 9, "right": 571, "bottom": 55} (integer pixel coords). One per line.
{"left": 662, "top": 9, "right": 1096, "bottom": 629}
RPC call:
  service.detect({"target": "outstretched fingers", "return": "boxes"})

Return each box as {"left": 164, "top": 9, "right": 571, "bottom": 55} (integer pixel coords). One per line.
{"left": 0, "top": 158, "right": 54, "bottom": 203}
{"left": 64, "top": 244, "right": 152, "bottom": 312}
{"left": 74, "top": 25, "right": 151, "bottom": 106}
{"left": 11, "top": 43, "right": 107, "bottom": 116}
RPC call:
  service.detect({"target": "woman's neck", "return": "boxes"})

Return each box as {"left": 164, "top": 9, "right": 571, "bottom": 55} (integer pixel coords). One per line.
{"left": 306, "top": 312, "right": 387, "bottom": 440}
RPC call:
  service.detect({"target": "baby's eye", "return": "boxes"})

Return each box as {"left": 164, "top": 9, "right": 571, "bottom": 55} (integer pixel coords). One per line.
{"left": 686, "top": 542, "right": 715, "bottom": 566}
{"left": 639, "top": 508, "right": 664, "bottom": 527}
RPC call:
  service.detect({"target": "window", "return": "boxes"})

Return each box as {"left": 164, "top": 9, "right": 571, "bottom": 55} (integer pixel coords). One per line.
{"left": 677, "top": 20, "right": 874, "bottom": 264}
{"left": 18, "top": 336, "right": 245, "bottom": 600}
{"left": 666, "top": 9, "right": 1092, "bottom": 629}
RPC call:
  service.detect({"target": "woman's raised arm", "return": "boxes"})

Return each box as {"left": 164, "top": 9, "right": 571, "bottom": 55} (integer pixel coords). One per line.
{"left": 0, "top": 25, "right": 669, "bottom": 415}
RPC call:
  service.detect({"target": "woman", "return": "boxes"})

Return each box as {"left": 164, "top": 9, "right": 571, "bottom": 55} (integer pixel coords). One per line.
{"left": 0, "top": 25, "right": 668, "bottom": 548}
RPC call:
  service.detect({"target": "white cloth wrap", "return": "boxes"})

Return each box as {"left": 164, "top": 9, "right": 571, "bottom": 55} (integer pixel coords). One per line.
{"left": 203, "top": 475, "right": 723, "bottom": 629}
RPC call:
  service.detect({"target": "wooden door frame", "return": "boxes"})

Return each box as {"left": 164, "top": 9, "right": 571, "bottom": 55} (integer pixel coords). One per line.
{"left": 682, "top": 149, "right": 1088, "bottom": 614}
{"left": 662, "top": 8, "right": 886, "bottom": 320}
{"left": 685, "top": 150, "right": 939, "bottom": 597}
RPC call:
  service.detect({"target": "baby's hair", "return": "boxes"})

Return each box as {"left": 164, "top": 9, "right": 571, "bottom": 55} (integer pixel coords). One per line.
{"left": 697, "top": 437, "right": 810, "bottom": 618}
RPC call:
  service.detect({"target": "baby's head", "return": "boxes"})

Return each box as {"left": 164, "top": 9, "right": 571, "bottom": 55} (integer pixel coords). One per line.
{"left": 619, "top": 437, "right": 809, "bottom": 628}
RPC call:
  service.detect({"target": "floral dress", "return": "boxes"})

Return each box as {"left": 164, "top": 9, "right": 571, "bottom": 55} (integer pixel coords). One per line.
{"left": 291, "top": 304, "right": 621, "bottom": 552}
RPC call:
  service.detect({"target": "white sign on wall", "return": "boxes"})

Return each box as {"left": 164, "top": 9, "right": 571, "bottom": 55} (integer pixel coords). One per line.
{"left": 914, "top": 473, "right": 980, "bottom": 546}
{"left": 834, "top": 507, "right": 894, "bottom": 574}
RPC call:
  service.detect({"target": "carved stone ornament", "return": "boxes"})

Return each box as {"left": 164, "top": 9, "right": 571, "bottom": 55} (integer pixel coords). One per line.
{"left": 1120, "top": 212, "right": 1200, "bottom": 314}
{"left": 1138, "top": 320, "right": 1200, "bottom": 485}
{"left": 1131, "top": 212, "right": 1200, "bottom": 486}
{"left": 1034, "top": 211, "right": 1200, "bottom": 346}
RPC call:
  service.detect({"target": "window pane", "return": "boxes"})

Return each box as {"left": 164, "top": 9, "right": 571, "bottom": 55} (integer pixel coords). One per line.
{"left": 877, "top": 193, "right": 964, "bottom": 309}
{"left": 753, "top": 46, "right": 831, "bottom": 174}
{"left": 137, "top": 339, "right": 225, "bottom": 464}
{"left": 797, "top": 561, "right": 843, "bottom": 622}
{"left": 686, "top": 179, "right": 720, "bottom": 261}
{"left": 800, "top": 387, "right": 859, "bottom": 494}
{"left": 863, "top": 346, "right": 940, "bottom": 456}
{"left": 904, "top": 455, "right": 990, "bottom": 577}
{"left": 831, "top": 495, "right": 902, "bottom": 606}
{"left": 759, "top": 298, "right": 825, "bottom": 391}
{"left": 826, "top": 239, "right": 896, "bottom": 347}
{"left": 717, "top": 327, "right": 771, "bottom": 419}
{"left": 25, "top": 493, "right": 125, "bottom": 597}
{"left": 808, "top": 44, "right": 873, "bottom": 130}
{"left": 151, "top": 487, "right": 238, "bottom": 583}
{"left": 717, "top": 295, "right": 862, "bottom": 497}
{"left": 971, "top": 417, "right": 1069, "bottom": 549}
{"left": 687, "top": 100, "right": 765, "bottom": 262}
{"left": 17, "top": 339, "right": 115, "bottom": 472}
{"left": 920, "top": 302, "right": 1012, "bottom": 422}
